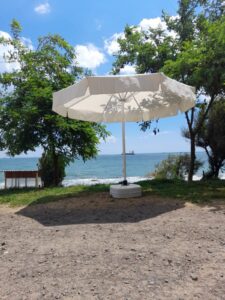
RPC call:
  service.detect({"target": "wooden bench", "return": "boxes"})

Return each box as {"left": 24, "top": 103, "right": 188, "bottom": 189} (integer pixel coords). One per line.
{"left": 3, "top": 170, "right": 40, "bottom": 189}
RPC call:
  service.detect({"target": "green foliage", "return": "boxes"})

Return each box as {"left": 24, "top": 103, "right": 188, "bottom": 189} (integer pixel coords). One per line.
{"left": 163, "top": 16, "right": 225, "bottom": 96}
{"left": 38, "top": 151, "right": 66, "bottom": 187}
{"left": 163, "top": 0, "right": 198, "bottom": 44}
{"left": 10, "top": 19, "right": 22, "bottom": 39}
{"left": 152, "top": 154, "right": 203, "bottom": 180}
{"left": 162, "top": 2, "right": 225, "bottom": 181}
{"left": 112, "top": 25, "right": 176, "bottom": 75}
{"left": 0, "top": 20, "right": 109, "bottom": 186}
{"left": 194, "top": 99, "right": 225, "bottom": 178}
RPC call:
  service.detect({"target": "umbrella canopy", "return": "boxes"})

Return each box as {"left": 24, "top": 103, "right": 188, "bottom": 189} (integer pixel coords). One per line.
{"left": 53, "top": 73, "right": 195, "bottom": 122}
{"left": 53, "top": 73, "right": 195, "bottom": 185}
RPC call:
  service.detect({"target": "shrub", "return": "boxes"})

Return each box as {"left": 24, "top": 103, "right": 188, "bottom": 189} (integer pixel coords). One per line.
{"left": 152, "top": 154, "right": 203, "bottom": 180}
{"left": 38, "top": 151, "right": 66, "bottom": 187}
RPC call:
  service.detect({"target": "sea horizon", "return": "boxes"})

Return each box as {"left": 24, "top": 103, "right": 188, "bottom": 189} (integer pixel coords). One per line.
{"left": 0, "top": 150, "right": 205, "bottom": 159}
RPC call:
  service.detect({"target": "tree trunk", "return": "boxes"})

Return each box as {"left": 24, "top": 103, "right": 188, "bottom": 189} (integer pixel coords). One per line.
{"left": 188, "top": 133, "right": 196, "bottom": 182}
{"left": 52, "top": 151, "right": 59, "bottom": 186}
{"left": 214, "top": 167, "right": 219, "bottom": 178}
{"left": 214, "top": 161, "right": 221, "bottom": 179}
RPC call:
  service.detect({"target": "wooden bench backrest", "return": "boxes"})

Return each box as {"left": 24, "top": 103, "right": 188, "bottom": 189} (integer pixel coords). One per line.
{"left": 4, "top": 171, "right": 40, "bottom": 179}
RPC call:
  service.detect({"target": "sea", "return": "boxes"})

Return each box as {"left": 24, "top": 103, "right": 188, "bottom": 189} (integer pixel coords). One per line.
{"left": 0, "top": 152, "right": 216, "bottom": 189}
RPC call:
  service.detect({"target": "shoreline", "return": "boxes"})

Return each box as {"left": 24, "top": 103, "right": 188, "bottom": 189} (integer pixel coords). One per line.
{"left": 1, "top": 174, "right": 219, "bottom": 189}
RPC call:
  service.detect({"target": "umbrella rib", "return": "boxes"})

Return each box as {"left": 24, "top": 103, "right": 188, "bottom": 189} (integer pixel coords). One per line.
{"left": 65, "top": 94, "right": 92, "bottom": 110}
{"left": 102, "top": 94, "right": 115, "bottom": 116}
{"left": 125, "top": 92, "right": 136, "bottom": 101}
{"left": 118, "top": 92, "right": 128, "bottom": 101}
{"left": 132, "top": 95, "right": 144, "bottom": 121}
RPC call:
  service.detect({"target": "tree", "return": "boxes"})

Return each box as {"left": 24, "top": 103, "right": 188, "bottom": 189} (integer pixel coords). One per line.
{"left": 163, "top": 14, "right": 225, "bottom": 180}
{"left": 0, "top": 20, "right": 109, "bottom": 186}
{"left": 112, "top": 0, "right": 225, "bottom": 182}
{"left": 38, "top": 151, "right": 66, "bottom": 187}
{"left": 184, "top": 99, "right": 225, "bottom": 178}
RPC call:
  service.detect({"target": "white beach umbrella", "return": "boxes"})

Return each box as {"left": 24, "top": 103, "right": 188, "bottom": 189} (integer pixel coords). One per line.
{"left": 53, "top": 73, "right": 195, "bottom": 186}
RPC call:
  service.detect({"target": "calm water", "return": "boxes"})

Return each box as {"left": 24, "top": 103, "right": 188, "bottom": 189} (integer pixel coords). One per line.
{"left": 0, "top": 152, "right": 208, "bottom": 187}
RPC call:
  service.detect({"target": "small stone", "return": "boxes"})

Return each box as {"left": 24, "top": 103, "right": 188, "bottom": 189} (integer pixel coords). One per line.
{"left": 190, "top": 274, "right": 198, "bottom": 281}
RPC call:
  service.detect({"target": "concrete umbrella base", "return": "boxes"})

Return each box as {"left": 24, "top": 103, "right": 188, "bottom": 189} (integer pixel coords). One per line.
{"left": 110, "top": 184, "right": 142, "bottom": 199}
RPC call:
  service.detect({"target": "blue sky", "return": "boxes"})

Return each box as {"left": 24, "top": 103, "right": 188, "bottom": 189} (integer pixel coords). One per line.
{"left": 0, "top": 0, "right": 196, "bottom": 156}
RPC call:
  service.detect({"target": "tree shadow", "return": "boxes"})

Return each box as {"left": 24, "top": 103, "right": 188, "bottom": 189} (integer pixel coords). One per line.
{"left": 16, "top": 192, "right": 185, "bottom": 226}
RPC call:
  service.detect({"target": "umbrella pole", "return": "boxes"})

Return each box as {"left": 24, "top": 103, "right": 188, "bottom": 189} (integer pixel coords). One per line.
{"left": 122, "top": 102, "right": 127, "bottom": 185}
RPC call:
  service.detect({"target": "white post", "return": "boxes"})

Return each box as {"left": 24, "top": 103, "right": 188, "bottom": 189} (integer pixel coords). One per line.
{"left": 121, "top": 102, "right": 127, "bottom": 185}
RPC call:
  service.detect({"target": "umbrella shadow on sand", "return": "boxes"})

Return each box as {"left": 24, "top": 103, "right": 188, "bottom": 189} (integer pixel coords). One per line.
{"left": 16, "top": 193, "right": 185, "bottom": 226}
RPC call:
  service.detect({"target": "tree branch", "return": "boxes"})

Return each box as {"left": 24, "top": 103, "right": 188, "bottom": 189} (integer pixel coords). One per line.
{"left": 195, "top": 94, "right": 215, "bottom": 134}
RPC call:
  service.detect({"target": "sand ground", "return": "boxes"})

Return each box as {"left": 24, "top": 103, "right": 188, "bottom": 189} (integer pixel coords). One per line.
{"left": 0, "top": 193, "right": 225, "bottom": 300}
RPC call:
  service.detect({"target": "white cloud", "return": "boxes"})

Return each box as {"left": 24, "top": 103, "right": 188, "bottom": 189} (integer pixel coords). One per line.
{"left": 139, "top": 17, "right": 167, "bottom": 31}
{"left": 75, "top": 44, "right": 106, "bottom": 69}
{"left": 104, "top": 33, "right": 124, "bottom": 55}
{"left": 119, "top": 65, "right": 136, "bottom": 75}
{"left": 34, "top": 2, "right": 51, "bottom": 14}
{"left": 0, "top": 31, "right": 20, "bottom": 72}
{"left": 0, "top": 31, "right": 11, "bottom": 39}
{"left": 0, "top": 31, "right": 34, "bottom": 73}
{"left": 139, "top": 17, "right": 177, "bottom": 39}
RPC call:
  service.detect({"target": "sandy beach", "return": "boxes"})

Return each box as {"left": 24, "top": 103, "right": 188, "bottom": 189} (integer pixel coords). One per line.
{"left": 0, "top": 193, "right": 225, "bottom": 300}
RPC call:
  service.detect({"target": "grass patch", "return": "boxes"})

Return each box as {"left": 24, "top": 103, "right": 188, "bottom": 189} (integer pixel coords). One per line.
{"left": 139, "top": 179, "right": 225, "bottom": 203}
{"left": 0, "top": 184, "right": 109, "bottom": 207}
{"left": 0, "top": 179, "right": 224, "bottom": 207}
